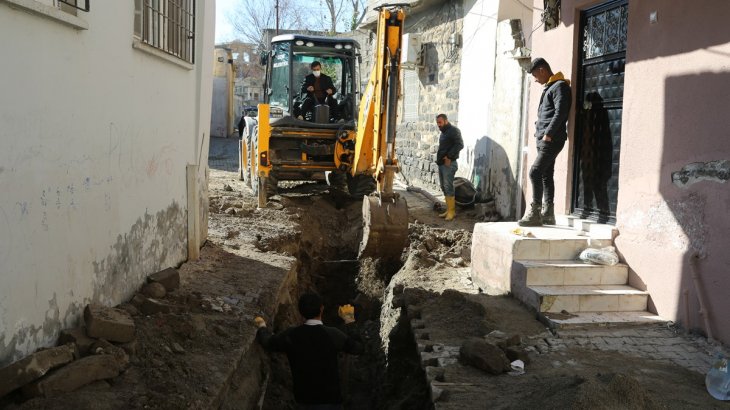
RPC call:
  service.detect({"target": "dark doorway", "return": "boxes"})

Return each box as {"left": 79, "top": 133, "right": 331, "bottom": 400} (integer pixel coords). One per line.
{"left": 572, "top": 0, "right": 628, "bottom": 224}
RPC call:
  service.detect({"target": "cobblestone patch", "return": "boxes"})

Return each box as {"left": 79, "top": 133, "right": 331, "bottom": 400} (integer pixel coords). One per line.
{"left": 208, "top": 137, "right": 239, "bottom": 172}
{"left": 555, "top": 326, "right": 727, "bottom": 375}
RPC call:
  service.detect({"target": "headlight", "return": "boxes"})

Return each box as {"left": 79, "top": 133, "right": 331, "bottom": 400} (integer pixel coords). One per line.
{"left": 334, "top": 44, "right": 343, "bottom": 49}
{"left": 306, "top": 42, "right": 314, "bottom": 47}
{"left": 344, "top": 44, "right": 352, "bottom": 49}
{"left": 295, "top": 40, "right": 304, "bottom": 46}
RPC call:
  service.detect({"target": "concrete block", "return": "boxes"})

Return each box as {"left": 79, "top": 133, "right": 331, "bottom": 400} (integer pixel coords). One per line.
{"left": 0, "top": 344, "right": 75, "bottom": 398}
{"left": 148, "top": 267, "right": 180, "bottom": 291}
{"left": 84, "top": 305, "right": 136, "bottom": 343}
{"left": 58, "top": 327, "right": 96, "bottom": 356}
{"left": 22, "top": 354, "right": 123, "bottom": 398}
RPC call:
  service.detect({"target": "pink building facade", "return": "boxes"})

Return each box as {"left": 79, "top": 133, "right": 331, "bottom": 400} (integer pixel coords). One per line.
{"left": 525, "top": 0, "right": 730, "bottom": 343}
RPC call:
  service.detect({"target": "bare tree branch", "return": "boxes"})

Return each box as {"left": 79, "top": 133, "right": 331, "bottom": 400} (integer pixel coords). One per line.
{"left": 228, "top": 0, "right": 309, "bottom": 50}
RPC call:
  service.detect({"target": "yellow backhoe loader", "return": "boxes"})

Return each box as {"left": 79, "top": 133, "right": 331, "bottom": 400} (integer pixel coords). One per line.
{"left": 240, "top": 5, "right": 410, "bottom": 260}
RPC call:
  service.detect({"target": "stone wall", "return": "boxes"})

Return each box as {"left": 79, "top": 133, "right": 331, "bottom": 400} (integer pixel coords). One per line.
{"left": 396, "top": 0, "right": 464, "bottom": 191}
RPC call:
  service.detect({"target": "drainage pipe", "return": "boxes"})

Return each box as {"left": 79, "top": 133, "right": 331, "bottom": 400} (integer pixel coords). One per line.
{"left": 688, "top": 251, "right": 713, "bottom": 341}
{"left": 406, "top": 185, "right": 445, "bottom": 209}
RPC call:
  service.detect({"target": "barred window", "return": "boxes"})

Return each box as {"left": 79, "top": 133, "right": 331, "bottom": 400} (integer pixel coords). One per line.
{"left": 134, "top": 0, "right": 195, "bottom": 64}
{"left": 58, "top": 0, "right": 89, "bottom": 12}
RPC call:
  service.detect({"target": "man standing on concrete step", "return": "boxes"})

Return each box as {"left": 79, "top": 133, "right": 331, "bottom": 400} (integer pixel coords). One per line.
{"left": 254, "top": 293, "right": 363, "bottom": 409}
{"left": 435, "top": 113, "right": 464, "bottom": 221}
{"left": 519, "top": 57, "right": 572, "bottom": 227}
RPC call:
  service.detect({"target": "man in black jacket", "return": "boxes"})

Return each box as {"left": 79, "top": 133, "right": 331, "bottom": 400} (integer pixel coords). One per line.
{"left": 255, "top": 293, "right": 362, "bottom": 409}
{"left": 435, "top": 114, "right": 464, "bottom": 221}
{"left": 237, "top": 111, "right": 246, "bottom": 139}
{"left": 298, "top": 61, "right": 338, "bottom": 122}
{"left": 519, "top": 57, "right": 572, "bottom": 226}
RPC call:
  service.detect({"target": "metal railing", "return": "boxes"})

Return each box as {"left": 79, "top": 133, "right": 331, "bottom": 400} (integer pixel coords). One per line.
{"left": 141, "top": 0, "right": 195, "bottom": 64}
{"left": 58, "top": 0, "right": 90, "bottom": 12}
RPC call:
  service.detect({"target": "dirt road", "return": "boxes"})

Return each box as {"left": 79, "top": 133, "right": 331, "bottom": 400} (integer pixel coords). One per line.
{"left": 5, "top": 137, "right": 726, "bottom": 409}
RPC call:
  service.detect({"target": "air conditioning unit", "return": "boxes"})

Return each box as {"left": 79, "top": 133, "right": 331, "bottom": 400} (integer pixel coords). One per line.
{"left": 401, "top": 33, "right": 422, "bottom": 70}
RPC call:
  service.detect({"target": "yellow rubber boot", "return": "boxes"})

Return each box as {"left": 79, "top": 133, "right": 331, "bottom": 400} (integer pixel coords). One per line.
{"left": 439, "top": 199, "right": 449, "bottom": 218}
{"left": 444, "top": 196, "right": 456, "bottom": 221}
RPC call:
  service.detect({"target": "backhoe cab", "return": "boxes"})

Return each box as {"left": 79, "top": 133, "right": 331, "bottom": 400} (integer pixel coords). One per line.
{"left": 240, "top": 6, "right": 409, "bottom": 261}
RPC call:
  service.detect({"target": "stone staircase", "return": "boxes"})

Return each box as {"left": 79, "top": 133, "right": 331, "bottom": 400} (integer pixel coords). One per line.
{"left": 471, "top": 216, "right": 666, "bottom": 329}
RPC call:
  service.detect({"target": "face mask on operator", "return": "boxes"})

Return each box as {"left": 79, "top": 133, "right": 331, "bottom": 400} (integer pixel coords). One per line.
{"left": 312, "top": 69, "right": 321, "bottom": 78}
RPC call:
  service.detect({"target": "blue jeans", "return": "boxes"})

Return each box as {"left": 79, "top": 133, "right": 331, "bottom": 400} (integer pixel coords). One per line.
{"left": 438, "top": 161, "right": 458, "bottom": 196}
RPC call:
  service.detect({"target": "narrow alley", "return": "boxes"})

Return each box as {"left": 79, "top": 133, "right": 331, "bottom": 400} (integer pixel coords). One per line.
{"left": 2, "top": 0, "right": 730, "bottom": 409}
{"left": 2, "top": 137, "right": 725, "bottom": 409}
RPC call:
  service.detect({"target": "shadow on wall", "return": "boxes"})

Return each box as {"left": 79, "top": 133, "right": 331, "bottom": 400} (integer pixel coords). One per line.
{"left": 659, "top": 71, "right": 730, "bottom": 343}
{"left": 470, "top": 136, "right": 516, "bottom": 220}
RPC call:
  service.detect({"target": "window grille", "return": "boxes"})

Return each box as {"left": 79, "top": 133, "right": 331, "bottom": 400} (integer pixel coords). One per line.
{"left": 58, "top": 0, "right": 89, "bottom": 12}
{"left": 136, "top": 0, "right": 196, "bottom": 64}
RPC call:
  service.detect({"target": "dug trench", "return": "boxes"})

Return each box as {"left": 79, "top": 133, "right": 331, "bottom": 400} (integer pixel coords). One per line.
{"left": 212, "top": 180, "right": 724, "bottom": 410}
{"left": 231, "top": 186, "right": 432, "bottom": 410}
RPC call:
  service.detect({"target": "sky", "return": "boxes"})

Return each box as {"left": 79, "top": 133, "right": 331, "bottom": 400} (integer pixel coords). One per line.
{"left": 215, "top": 0, "right": 239, "bottom": 44}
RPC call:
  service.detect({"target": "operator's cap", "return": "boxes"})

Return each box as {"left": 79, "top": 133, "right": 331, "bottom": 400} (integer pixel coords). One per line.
{"left": 528, "top": 57, "right": 548, "bottom": 73}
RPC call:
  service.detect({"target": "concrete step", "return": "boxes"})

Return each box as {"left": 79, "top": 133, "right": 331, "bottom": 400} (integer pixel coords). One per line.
{"left": 524, "top": 285, "right": 649, "bottom": 313}
{"left": 472, "top": 222, "right": 613, "bottom": 295}
{"left": 555, "top": 215, "right": 617, "bottom": 239}
{"left": 541, "top": 311, "right": 668, "bottom": 330}
{"left": 515, "top": 260, "right": 628, "bottom": 286}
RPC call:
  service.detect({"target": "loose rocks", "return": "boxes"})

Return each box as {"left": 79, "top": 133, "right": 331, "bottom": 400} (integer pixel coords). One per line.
{"left": 84, "top": 305, "right": 136, "bottom": 343}
{"left": 58, "top": 327, "right": 96, "bottom": 356}
{"left": 148, "top": 267, "right": 180, "bottom": 291}
{"left": 0, "top": 344, "right": 75, "bottom": 397}
{"left": 142, "top": 282, "right": 167, "bottom": 299}
{"left": 459, "top": 338, "right": 511, "bottom": 375}
{"left": 22, "top": 354, "right": 124, "bottom": 398}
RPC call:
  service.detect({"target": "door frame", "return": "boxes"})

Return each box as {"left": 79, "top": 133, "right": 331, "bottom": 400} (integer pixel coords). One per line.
{"left": 570, "top": 0, "right": 629, "bottom": 225}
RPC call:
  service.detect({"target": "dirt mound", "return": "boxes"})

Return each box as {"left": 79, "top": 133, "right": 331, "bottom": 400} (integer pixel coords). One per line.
{"left": 404, "top": 223, "right": 472, "bottom": 271}
{"left": 571, "top": 373, "right": 660, "bottom": 410}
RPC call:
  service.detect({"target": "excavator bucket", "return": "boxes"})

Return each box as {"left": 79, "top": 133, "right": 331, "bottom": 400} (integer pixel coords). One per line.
{"left": 359, "top": 195, "right": 409, "bottom": 261}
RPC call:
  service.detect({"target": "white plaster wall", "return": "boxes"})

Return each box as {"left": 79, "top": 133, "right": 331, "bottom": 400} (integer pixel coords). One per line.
{"left": 485, "top": 21, "right": 528, "bottom": 219}
{"left": 0, "top": 0, "right": 215, "bottom": 366}
{"left": 456, "top": 0, "right": 499, "bottom": 180}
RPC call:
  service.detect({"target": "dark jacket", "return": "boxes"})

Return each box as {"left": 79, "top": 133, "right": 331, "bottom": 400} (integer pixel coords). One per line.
{"left": 535, "top": 79, "right": 572, "bottom": 141}
{"left": 257, "top": 322, "right": 363, "bottom": 405}
{"left": 237, "top": 115, "right": 245, "bottom": 138}
{"left": 300, "top": 73, "right": 336, "bottom": 102}
{"left": 436, "top": 123, "right": 464, "bottom": 165}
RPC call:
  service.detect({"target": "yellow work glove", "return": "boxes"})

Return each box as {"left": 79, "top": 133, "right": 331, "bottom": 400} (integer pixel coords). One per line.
{"left": 254, "top": 316, "right": 267, "bottom": 328}
{"left": 338, "top": 304, "right": 355, "bottom": 324}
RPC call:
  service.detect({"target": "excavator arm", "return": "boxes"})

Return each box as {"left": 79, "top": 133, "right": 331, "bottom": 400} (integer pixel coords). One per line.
{"left": 356, "top": 5, "right": 409, "bottom": 261}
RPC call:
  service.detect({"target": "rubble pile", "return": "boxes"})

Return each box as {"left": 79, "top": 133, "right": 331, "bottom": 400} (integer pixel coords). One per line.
{"left": 0, "top": 267, "right": 180, "bottom": 403}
